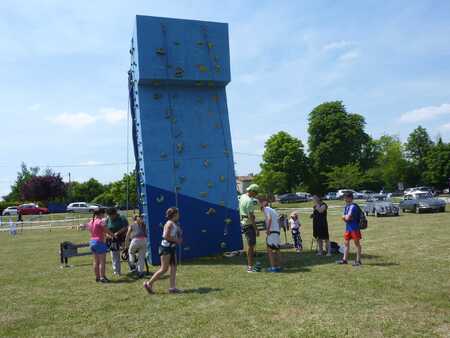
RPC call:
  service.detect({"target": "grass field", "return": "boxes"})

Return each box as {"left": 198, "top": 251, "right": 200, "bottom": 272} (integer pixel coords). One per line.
{"left": 0, "top": 206, "right": 449, "bottom": 337}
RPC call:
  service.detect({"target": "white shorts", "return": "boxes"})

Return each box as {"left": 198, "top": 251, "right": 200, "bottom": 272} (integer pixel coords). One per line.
{"left": 267, "top": 233, "right": 280, "bottom": 250}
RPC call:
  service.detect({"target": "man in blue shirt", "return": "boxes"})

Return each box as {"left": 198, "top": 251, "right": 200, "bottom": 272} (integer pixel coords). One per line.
{"left": 337, "top": 192, "right": 362, "bottom": 266}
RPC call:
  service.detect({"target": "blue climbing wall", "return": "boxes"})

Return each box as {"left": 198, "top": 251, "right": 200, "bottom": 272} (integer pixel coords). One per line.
{"left": 129, "top": 15, "right": 242, "bottom": 264}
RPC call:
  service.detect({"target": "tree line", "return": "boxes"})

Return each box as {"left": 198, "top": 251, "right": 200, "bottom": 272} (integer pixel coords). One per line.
{"left": 254, "top": 101, "right": 450, "bottom": 197}
{"left": 2, "top": 163, "right": 137, "bottom": 208}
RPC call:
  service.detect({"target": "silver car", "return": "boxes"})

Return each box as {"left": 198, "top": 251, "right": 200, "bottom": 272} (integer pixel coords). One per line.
{"left": 66, "top": 202, "right": 99, "bottom": 213}
{"left": 399, "top": 193, "right": 446, "bottom": 214}
{"left": 364, "top": 195, "right": 399, "bottom": 217}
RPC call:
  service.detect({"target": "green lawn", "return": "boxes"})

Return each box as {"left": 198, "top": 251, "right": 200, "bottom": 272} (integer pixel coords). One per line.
{"left": 0, "top": 207, "right": 449, "bottom": 337}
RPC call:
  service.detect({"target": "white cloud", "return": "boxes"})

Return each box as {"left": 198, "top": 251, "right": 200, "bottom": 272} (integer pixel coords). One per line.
{"left": 99, "top": 108, "right": 127, "bottom": 124}
{"left": 48, "top": 108, "right": 127, "bottom": 128}
{"left": 323, "top": 40, "right": 355, "bottom": 51}
{"left": 51, "top": 112, "right": 97, "bottom": 128}
{"left": 28, "top": 103, "right": 41, "bottom": 111}
{"left": 399, "top": 103, "right": 450, "bottom": 123}
{"left": 78, "top": 160, "right": 104, "bottom": 166}
{"left": 338, "top": 50, "right": 360, "bottom": 62}
{"left": 438, "top": 122, "right": 450, "bottom": 132}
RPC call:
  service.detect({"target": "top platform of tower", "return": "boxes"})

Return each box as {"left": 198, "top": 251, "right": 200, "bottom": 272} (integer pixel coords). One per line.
{"left": 131, "top": 15, "right": 231, "bottom": 86}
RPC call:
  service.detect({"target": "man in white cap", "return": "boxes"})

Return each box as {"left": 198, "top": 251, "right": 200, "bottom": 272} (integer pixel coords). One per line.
{"left": 239, "top": 183, "right": 259, "bottom": 273}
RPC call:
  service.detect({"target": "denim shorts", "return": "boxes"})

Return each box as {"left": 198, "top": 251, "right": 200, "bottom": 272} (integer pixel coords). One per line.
{"left": 90, "top": 240, "right": 108, "bottom": 254}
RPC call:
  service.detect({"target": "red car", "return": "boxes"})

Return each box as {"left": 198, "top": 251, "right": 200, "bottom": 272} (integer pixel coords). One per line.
{"left": 18, "top": 203, "right": 49, "bottom": 215}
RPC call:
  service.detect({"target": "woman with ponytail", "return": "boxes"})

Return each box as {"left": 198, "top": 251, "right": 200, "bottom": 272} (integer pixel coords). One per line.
{"left": 87, "top": 208, "right": 113, "bottom": 283}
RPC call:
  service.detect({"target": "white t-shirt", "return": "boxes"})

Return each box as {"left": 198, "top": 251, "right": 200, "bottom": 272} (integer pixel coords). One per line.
{"left": 263, "top": 207, "right": 280, "bottom": 232}
{"left": 289, "top": 218, "right": 300, "bottom": 230}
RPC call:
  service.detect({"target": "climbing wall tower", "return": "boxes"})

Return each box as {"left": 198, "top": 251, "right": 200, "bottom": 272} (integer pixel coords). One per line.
{"left": 128, "top": 15, "right": 242, "bottom": 264}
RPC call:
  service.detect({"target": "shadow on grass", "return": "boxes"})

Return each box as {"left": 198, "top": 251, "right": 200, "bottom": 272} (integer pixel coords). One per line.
{"left": 181, "top": 287, "right": 223, "bottom": 294}
{"left": 181, "top": 250, "right": 395, "bottom": 273}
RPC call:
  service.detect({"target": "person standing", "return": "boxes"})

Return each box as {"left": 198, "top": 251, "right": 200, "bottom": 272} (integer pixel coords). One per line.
{"left": 106, "top": 207, "right": 129, "bottom": 276}
{"left": 239, "top": 184, "right": 259, "bottom": 273}
{"left": 311, "top": 196, "right": 331, "bottom": 256}
{"left": 125, "top": 215, "right": 147, "bottom": 278}
{"left": 86, "top": 208, "right": 114, "bottom": 283}
{"left": 289, "top": 213, "right": 302, "bottom": 253}
{"left": 143, "top": 207, "right": 182, "bottom": 294}
{"left": 261, "top": 200, "right": 282, "bottom": 272}
{"left": 337, "top": 192, "right": 363, "bottom": 266}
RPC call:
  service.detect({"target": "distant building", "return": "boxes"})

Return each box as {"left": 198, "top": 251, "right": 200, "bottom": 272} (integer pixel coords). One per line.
{"left": 236, "top": 174, "right": 254, "bottom": 194}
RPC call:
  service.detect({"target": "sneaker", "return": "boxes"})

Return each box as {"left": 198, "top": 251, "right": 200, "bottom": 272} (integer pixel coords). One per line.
{"left": 113, "top": 272, "right": 121, "bottom": 276}
{"left": 247, "top": 266, "right": 255, "bottom": 273}
{"left": 99, "top": 277, "right": 110, "bottom": 283}
{"left": 168, "top": 288, "right": 183, "bottom": 294}
{"left": 352, "top": 260, "right": 362, "bottom": 267}
{"left": 274, "top": 267, "right": 283, "bottom": 272}
{"left": 316, "top": 252, "right": 323, "bottom": 256}
{"left": 266, "top": 267, "right": 276, "bottom": 273}
{"left": 336, "top": 259, "right": 348, "bottom": 265}
{"left": 326, "top": 252, "right": 332, "bottom": 257}
{"left": 95, "top": 277, "right": 100, "bottom": 282}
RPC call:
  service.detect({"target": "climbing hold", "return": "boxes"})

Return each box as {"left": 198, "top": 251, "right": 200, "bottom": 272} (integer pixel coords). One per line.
{"left": 200, "top": 143, "right": 208, "bottom": 149}
{"left": 197, "top": 64, "right": 208, "bottom": 72}
{"left": 214, "top": 123, "right": 221, "bottom": 129}
{"left": 224, "top": 218, "right": 232, "bottom": 225}
{"left": 207, "top": 82, "right": 215, "bottom": 87}
{"left": 206, "top": 208, "right": 216, "bottom": 215}
{"left": 201, "top": 229, "right": 207, "bottom": 233}
{"left": 160, "top": 152, "right": 168, "bottom": 159}
{"left": 175, "top": 67, "right": 184, "bottom": 78}
{"left": 219, "top": 200, "right": 225, "bottom": 207}
{"left": 183, "top": 246, "right": 191, "bottom": 251}
{"left": 207, "top": 42, "right": 214, "bottom": 49}
{"left": 164, "top": 108, "right": 172, "bottom": 119}
{"left": 212, "top": 95, "right": 219, "bottom": 102}
{"left": 173, "top": 129, "right": 183, "bottom": 138}
{"left": 175, "top": 185, "right": 181, "bottom": 192}
{"left": 219, "top": 176, "right": 225, "bottom": 182}
{"left": 203, "top": 160, "right": 209, "bottom": 167}
{"left": 152, "top": 80, "right": 161, "bottom": 86}
{"left": 140, "top": 192, "right": 145, "bottom": 197}
{"left": 196, "top": 41, "right": 204, "bottom": 46}
{"left": 200, "top": 191, "right": 208, "bottom": 198}
{"left": 153, "top": 93, "right": 162, "bottom": 100}
{"left": 179, "top": 176, "right": 186, "bottom": 183}
{"left": 155, "top": 48, "right": 165, "bottom": 55}
{"left": 176, "top": 143, "right": 184, "bottom": 153}
{"left": 207, "top": 181, "right": 214, "bottom": 188}
{"left": 224, "top": 149, "right": 230, "bottom": 156}
{"left": 215, "top": 64, "right": 221, "bottom": 72}
{"left": 220, "top": 242, "right": 227, "bottom": 249}
{"left": 171, "top": 116, "right": 177, "bottom": 124}
{"left": 173, "top": 160, "right": 181, "bottom": 169}
{"left": 174, "top": 41, "right": 180, "bottom": 46}
{"left": 195, "top": 81, "right": 203, "bottom": 87}
{"left": 156, "top": 195, "right": 164, "bottom": 203}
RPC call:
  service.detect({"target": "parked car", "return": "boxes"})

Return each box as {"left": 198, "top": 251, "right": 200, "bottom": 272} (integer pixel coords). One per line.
{"left": 399, "top": 193, "right": 446, "bottom": 213}
{"left": 336, "top": 189, "right": 357, "bottom": 199}
{"left": 66, "top": 202, "right": 100, "bottom": 213}
{"left": 325, "top": 192, "right": 338, "bottom": 200}
{"left": 359, "top": 190, "right": 375, "bottom": 199}
{"left": 296, "top": 192, "right": 312, "bottom": 200}
{"left": 18, "top": 203, "right": 49, "bottom": 215}
{"left": 2, "top": 206, "right": 18, "bottom": 216}
{"left": 278, "top": 193, "right": 308, "bottom": 204}
{"left": 404, "top": 186, "right": 435, "bottom": 195}
{"left": 364, "top": 195, "right": 399, "bottom": 217}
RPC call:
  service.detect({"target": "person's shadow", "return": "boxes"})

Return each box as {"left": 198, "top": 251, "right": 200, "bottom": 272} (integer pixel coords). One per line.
{"left": 181, "top": 287, "right": 222, "bottom": 294}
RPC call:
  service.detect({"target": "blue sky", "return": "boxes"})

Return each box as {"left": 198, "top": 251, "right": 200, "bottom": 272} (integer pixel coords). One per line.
{"left": 1, "top": 0, "right": 450, "bottom": 198}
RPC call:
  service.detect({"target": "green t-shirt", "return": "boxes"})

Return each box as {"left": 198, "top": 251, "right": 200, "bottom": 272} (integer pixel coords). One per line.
{"left": 239, "top": 194, "right": 256, "bottom": 225}
{"left": 106, "top": 215, "right": 129, "bottom": 232}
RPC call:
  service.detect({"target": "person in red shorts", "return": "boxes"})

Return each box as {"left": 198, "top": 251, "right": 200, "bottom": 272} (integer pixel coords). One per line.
{"left": 337, "top": 192, "right": 362, "bottom": 266}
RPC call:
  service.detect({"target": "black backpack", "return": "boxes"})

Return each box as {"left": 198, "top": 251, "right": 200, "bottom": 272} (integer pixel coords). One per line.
{"left": 354, "top": 203, "right": 368, "bottom": 230}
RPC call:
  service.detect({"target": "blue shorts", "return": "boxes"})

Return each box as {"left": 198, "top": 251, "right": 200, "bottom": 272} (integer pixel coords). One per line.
{"left": 90, "top": 240, "right": 108, "bottom": 254}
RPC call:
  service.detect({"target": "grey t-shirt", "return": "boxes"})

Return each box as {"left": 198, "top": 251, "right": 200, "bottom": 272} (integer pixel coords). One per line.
{"left": 129, "top": 222, "right": 146, "bottom": 239}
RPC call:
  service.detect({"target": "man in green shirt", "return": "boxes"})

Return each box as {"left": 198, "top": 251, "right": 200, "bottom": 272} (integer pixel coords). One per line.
{"left": 106, "top": 207, "right": 129, "bottom": 275}
{"left": 239, "top": 184, "right": 259, "bottom": 273}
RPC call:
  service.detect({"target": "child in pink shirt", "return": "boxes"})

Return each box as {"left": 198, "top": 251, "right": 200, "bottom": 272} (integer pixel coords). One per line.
{"left": 87, "top": 209, "right": 113, "bottom": 283}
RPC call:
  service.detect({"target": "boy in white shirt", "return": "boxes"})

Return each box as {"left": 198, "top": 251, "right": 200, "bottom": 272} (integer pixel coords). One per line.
{"left": 261, "top": 200, "right": 282, "bottom": 272}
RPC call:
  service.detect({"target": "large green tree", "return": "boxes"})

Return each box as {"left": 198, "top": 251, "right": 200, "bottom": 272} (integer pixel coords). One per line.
{"left": 259, "top": 131, "right": 308, "bottom": 193}
{"left": 253, "top": 170, "right": 288, "bottom": 199}
{"left": 68, "top": 178, "right": 107, "bottom": 203}
{"left": 307, "top": 101, "right": 369, "bottom": 193}
{"left": 404, "top": 126, "right": 434, "bottom": 184}
{"left": 423, "top": 138, "right": 450, "bottom": 189}
{"left": 325, "top": 163, "right": 365, "bottom": 190}
{"left": 3, "top": 163, "right": 40, "bottom": 201}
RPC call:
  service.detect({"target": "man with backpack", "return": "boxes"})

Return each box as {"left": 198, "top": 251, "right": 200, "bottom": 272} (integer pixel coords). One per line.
{"left": 337, "top": 191, "right": 364, "bottom": 266}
